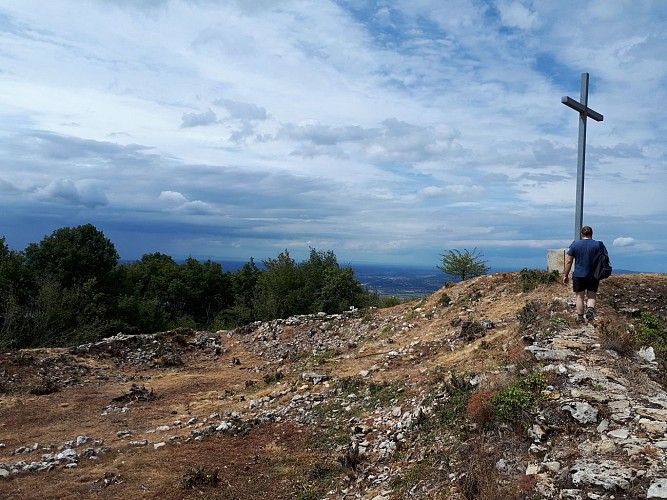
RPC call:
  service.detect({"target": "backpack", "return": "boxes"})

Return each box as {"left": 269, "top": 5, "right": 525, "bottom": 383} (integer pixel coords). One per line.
{"left": 592, "top": 241, "right": 612, "bottom": 280}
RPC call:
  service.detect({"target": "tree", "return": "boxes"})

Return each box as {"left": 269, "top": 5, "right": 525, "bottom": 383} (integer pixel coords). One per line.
{"left": 254, "top": 250, "right": 306, "bottom": 320}
{"left": 116, "top": 253, "right": 184, "bottom": 330}
{"left": 437, "top": 248, "right": 489, "bottom": 282}
{"left": 0, "top": 237, "right": 30, "bottom": 348}
{"left": 24, "top": 224, "right": 119, "bottom": 289}
{"left": 19, "top": 225, "right": 120, "bottom": 346}
{"left": 219, "top": 258, "right": 262, "bottom": 327}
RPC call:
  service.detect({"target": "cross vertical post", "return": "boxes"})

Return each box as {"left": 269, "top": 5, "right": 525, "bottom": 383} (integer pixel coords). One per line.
{"left": 561, "top": 73, "right": 604, "bottom": 240}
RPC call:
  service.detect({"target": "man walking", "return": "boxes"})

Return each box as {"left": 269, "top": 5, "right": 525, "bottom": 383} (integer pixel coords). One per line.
{"left": 563, "top": 226, "right": 607, "bottom": 323}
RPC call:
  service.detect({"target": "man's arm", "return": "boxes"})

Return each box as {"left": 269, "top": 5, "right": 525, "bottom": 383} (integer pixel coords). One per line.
{"left": 563, "top": 255, "right": 574, "bottom": 284}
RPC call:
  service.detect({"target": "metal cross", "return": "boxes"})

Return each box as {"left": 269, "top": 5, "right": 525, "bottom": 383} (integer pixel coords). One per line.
{"left": 561, "top": 73, "right": 604, "bottom": 240}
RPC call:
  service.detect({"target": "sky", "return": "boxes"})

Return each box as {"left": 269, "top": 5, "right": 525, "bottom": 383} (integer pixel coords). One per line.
{"left": 1, "top": 0, "right": 666, "bottom": 272}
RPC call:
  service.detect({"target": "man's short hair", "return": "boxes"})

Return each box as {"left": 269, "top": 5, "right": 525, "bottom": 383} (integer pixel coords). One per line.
{"left": 580, "top": 226, "right": 593, "bottom": 237}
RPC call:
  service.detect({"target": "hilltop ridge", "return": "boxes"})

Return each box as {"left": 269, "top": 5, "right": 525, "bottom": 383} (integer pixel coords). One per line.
{"left": 1, "top": 273, "right": 667, "bottom": 499}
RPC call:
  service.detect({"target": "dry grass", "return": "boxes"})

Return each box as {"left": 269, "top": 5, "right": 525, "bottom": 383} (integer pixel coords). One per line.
{"left": 597, "top": 319, "right": 636, "bottom": 355}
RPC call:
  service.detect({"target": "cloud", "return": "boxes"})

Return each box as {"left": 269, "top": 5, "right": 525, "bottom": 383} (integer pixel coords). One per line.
{"left": 418, "top": 184, "right": 485, "bottom": 199}
{"left": 613, "top": 237, "right": 636, "bottom": 247}
{"left": 497, "top": 1, "right": 539, "bottom": 30}
{"left": 158, "top": 190, "right": 217, "bottom": 215}
{"left": 214, "top": 99, "right": 268, "bottom": 121}
{"left": 180, "top": 109, "right": 217, "bottom": 128}
{"left": 33, "top": 179, "right": 108, "bottom": 208}
{"left": 159, "top": 190, "right": 188, "bottom": 204}
{"left": 279, "top": 118, "right": 462, "bottom": 164}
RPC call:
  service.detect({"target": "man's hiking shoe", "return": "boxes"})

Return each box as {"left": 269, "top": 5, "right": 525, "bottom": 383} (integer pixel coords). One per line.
{"left": 585, "top": 308, "right": 595, "bottom": 321}
{"left": 576, "top": 315, "right": 586, "bottom": 324}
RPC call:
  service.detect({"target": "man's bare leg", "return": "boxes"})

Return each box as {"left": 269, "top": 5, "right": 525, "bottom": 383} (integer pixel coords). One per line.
{"left": 586, "top": 292, "right": 597, "bottom": 320}
{"left": 575, "top": 291, "right": 586, "bottom": 316}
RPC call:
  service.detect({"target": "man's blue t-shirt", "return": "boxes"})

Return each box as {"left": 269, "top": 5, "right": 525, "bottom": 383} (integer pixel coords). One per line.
{"left": 567, "top": 239, "right": 605, "bottom": 277}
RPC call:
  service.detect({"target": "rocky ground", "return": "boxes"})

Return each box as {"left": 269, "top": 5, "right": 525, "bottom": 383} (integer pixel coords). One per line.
{"left": 1, "top": 273, "right": 667, "bottom": 499}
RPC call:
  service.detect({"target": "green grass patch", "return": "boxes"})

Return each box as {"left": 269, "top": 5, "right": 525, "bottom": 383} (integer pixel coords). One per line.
{"left": 519, "top": 268, "right": 560, "bottom": 292}
{"left": 491, "top": 373, "right": 546, "bottom": 425}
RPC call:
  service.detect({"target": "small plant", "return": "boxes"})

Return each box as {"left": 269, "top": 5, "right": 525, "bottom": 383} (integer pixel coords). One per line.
{"left": 390, "top": 462, "right": 425, "bottom": 492}
{"left": 424, "top": 374, "right": 475, "bottom": 431}
{"left": 403, "top": 310, "right": 417, "bottom": 321}
{"left": 465, "top": 389, "right": 495, "bottom": 429}
{"left": 517, "top": 301, "right": 543, "bottom": 332}
{"left": 519, "top": 268, "right": 559, "bottom": 292}
{"left": 366, "top": 380, "right": 404, "bottom": 406}
{"left": 491, "top": 373, "right": 546, "bottom": 425}
{"left": 638, "top": 312, "right": 667, "bottom": 345}
{"left": 312, "top": 348, "right": 340, "bottom": 366}
{"left": 337, "top": 375, "right": 366, "bottom": 394}
{"left": 518, "top": 372, "right": 547, "bottom": 392}
{"left": 380, "top": 296, "right": 402, "bottom": 308}
{"left": 179, "top": 466, "right": 220, "bottom": 489}
{"left": 439, "top": 293, "right": 452, "bottom": 306}
{"left": 517, "top": 473, "right": 538, "bottom": 493}
{"left": 29, "top": 378, "right": 60, "bottom": 395}
{"left": 337, "top": 442, "right": 361, "bottom": 470}
{"left": 263, "top": 371, "right": 284, "bottom": 384}
{"left": 492, "top": 386, "right": 536, "bottom": 423}
{"left": 598, "top": 320, "right": 636, "bottom": 355}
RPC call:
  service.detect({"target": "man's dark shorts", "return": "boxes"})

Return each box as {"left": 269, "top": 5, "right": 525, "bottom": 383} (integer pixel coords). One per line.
{"left": 573, "top": 276, "right": 600, "bottom": 293}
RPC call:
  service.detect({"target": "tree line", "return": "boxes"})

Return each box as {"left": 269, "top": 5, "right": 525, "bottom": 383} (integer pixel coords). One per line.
{"left": 0, "top": 224, "right": 376, "bottom": 349}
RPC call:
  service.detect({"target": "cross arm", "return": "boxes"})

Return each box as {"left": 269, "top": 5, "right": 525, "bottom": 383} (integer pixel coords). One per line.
{"left": 561, "top": 96, "right": 604, "bottom": 121}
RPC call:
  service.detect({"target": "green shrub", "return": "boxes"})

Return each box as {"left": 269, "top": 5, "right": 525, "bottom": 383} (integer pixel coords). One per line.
{"left": 492, "top": 386, "right": 537, "bottom": 422}
{"left": 263, "top": 371, "right": 284, "bottom": 384}
{"left": 29, "top": 379, "right": 60, "bottom": 395}
{"left": 491, "top": 373, "right": 546, "bottom": 424}
{"left": 380, "top": 296, "right": 403, "bottom": 308}
{"left": 424, "top": 374, "right": 475, "bottom": 431}
{"left": 517, "top": 300, "right": 543, "bottom": 331}
{"left": 638, "top": 312, "right": 667, "bottom": 345}
{"left": 179, "top": 466, "right": 220, "bottom": 489}
{"left": 519, "top": 268, "right": 559, "bottom": 292}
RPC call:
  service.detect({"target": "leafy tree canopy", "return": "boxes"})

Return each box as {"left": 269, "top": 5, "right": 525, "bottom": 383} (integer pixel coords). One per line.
{"left": 437, "top": 248, "right": 489, "bottom": 282}
{"left": 24, "top": 224, "right": 119, "bottom": 288}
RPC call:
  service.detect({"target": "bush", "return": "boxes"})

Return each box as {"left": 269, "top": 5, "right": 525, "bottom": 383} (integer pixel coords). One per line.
{"left": 380, "top": 296, "right": 403, "bottom": 308}
{"left": 519, "top": 268, "right": 560, "bottom": 292}
{"left": 598, "top": 320, "right": 636, "bottom": 355}
{"left": 491, "top": 373, "right": 546, "bottom": 425}
{"left": 638, "top": 312, "right": 667, "bottom": 346}
{"left": 465, "top": 389, "right": 495, "bottom": 428}
{"left": 492, "top": 386, "right": 537, "bottom": 423}
{"left": 517, "top": 300, "right": 543, "bottom": 332}
{"left": 180, "top": 466, "right": 220, "bottom": 489}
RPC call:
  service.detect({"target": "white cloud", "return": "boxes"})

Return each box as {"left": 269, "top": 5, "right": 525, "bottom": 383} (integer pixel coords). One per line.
{"left": 159, "top": 191, "right": 217, "bottom": 215}
{"left": 497, "top": 1, "right": 539, "bottom": 30}
{"left": 613, "top": 237, "right": 636, "bottom": 247}
{"left": 159, "top": 191, "right": 188, "bottom": 204}
{"left": 180, "top": 109, "right": 217, "bottom": 128}
{"left": 33, "top": 179, "right": 108, "bottom": 208}
{"left": 214, "top": 99, "right": 268, "bottom": 121}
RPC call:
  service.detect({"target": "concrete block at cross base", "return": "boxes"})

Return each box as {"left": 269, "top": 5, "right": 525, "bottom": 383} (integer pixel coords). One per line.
{"left": 547, "top": 249, "right": 568, "bottom": 275}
